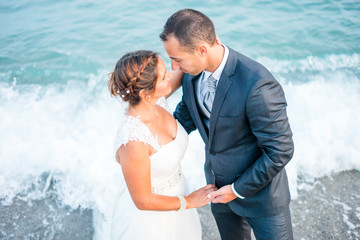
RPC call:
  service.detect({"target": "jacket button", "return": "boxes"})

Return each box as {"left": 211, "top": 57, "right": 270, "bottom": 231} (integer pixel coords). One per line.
{"left": 211, "top": 152, "right": 216, "bottom": 156}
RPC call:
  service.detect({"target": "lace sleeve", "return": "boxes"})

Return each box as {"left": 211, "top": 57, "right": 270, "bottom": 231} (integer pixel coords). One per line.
{"left": 113, "top": 116, "right": 160, "bottom": 157}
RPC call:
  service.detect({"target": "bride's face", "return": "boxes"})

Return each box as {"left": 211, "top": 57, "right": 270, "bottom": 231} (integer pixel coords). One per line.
{"left": 152, "top": 58, "right": 172, "bottom": 98}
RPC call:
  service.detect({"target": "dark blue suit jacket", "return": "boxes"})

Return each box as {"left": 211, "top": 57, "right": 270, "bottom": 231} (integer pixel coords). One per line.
{"left": 174, "top": 47, "right": 294, "bottom": 218}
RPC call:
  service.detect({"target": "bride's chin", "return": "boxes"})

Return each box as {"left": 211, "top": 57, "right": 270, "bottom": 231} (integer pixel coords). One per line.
{"left": 165, "top": 86, "right": 172, "bottom": 96}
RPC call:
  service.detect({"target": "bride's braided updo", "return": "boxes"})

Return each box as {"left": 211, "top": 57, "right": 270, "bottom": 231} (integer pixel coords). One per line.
{"left": 108, "top": 50, "right": 159, "bottom": 106}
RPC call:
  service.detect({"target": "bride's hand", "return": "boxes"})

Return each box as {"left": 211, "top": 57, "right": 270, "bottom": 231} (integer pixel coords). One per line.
{"left": 185, "top": 184, "right": 218, "bottom": 209}
{"left": 165, "top": 69, "right": 184, "bottom": 99}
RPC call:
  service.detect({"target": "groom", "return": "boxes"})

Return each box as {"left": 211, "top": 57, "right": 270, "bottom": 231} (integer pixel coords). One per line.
{"left": 160, "top": 9, "right": 294, "bottom": 240}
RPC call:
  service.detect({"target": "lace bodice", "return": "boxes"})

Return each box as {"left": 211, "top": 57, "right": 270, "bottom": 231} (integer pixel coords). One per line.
{"left": 113, "top": 97, "right": 171, "bottom": 154}
{"left": 112, "top": 97, "right": 188, "bottom": 194}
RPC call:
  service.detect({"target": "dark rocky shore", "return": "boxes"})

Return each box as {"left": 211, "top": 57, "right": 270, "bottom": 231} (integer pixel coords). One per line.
{"left": 199, "top": 170, "right": 360, "bottom": 240}
{"left": 0, "top": 196, "right": 93, "bottom": 239}
{"left": 1, "top": 170, "right": 359, "bottom": 240}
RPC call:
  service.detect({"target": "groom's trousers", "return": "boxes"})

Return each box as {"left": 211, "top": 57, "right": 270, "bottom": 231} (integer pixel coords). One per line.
{"left": 211, "top": 203, "right": 293, "bottom": 240}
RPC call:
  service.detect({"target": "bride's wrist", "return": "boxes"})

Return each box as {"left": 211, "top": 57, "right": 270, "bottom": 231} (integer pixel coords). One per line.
{"left": 184, "top": 196, "right": 190, "bottom": 209}
{"left": 177, "top": 196, "right": 188, "bottom": 211}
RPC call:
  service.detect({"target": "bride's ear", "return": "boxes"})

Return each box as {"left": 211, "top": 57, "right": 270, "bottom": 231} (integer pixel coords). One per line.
{"left": 139, "top": 89, "right": 147, "bottom": 99}
{"left": 139, "top": 89, "right": 152, "bottom": 103}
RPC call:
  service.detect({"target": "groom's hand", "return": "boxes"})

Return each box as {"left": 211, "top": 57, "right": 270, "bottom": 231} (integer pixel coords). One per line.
{"left": 207, "top": 185, "right": 237, "bottom": 204}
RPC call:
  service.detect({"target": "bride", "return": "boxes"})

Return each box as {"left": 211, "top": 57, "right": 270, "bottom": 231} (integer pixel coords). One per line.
{"left": 105, "top": 50, "right": 216, "bottom": 239}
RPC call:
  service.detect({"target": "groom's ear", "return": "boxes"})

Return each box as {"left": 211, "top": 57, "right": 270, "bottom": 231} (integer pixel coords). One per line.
{"left": 215, "top": 34, "right": 222, "bottom": 45}
{"left": 197, "top": 45, "right": 208, "bottom": 57}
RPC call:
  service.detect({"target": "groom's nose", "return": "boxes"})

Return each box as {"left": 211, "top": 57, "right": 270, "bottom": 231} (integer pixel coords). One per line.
{"left": 171, "top": 60, "right": 180, "bottom": 71}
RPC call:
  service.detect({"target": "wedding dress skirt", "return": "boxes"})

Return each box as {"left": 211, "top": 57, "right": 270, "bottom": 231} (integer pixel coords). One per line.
{"left": 95, "top": 98, "right": 201, "bottom": 240}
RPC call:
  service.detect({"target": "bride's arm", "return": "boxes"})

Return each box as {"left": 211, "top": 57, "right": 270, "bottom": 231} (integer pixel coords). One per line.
{"left": 165, "top": 69, "right": 183, "bottom": 99}
{"left": 116, "top": 141, "right": 215, "bottom": 211}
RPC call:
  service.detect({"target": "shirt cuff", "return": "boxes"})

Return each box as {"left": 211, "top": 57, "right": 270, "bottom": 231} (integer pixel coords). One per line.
{"left": 231, "top": 183, "right": 245, "bottom": 199}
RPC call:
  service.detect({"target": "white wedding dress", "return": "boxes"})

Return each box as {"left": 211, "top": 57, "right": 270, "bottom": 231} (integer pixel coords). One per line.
{"left": 96, "top": 98, "right": 202, "bottom": 240}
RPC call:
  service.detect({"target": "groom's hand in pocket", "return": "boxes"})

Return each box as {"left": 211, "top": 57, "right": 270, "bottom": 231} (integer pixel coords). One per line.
{"left": 207, "top": 185, "right": 237, "bottom": 204}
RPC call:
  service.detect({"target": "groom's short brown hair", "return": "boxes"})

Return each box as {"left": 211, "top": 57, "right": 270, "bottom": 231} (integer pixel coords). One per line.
{"left": 160, "top": 9, "right": 217, "bottom": 52}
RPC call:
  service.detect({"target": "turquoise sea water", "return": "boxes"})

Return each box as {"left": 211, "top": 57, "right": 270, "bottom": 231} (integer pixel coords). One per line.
{"left": 1, "top": 0, "right": 360, "bottom": 238}
{"left": 1, "top": 1, "right": 359, "bottom": 85}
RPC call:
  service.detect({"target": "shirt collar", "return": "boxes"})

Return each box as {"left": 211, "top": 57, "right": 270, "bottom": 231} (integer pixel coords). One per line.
{"left": 203, "top": 44, "right": 229, "bottom": 81}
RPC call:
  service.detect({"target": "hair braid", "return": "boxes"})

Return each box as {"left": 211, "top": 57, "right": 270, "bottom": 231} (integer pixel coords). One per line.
{"left": 108, "top": 50, "right": 159, "bottom": 106}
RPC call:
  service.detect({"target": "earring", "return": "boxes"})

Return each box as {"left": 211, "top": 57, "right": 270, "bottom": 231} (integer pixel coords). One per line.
{"left": 146, "top": 95, "right": 153, "bottom": 104}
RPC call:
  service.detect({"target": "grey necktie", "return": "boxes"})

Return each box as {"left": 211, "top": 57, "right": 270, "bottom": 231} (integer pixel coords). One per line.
{"left": 203, "top": 74, "right": 217, "bottom": 113}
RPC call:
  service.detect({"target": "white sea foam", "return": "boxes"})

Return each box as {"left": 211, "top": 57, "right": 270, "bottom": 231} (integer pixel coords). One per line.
{"left": 258, "top": 53, "right": 360, "bottom": 74}
{"left": 0, "top": 74, "right": 122, "bottom": 209}
{"left": 0, "top": 54, "right": 359, "bottom": 211}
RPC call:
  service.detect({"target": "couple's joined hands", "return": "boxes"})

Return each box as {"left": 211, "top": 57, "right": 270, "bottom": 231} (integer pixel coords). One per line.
{"left": 186, "top": 184, "right": 238, "bottom": 209}
{"left": 207, "top": 184, "right": 238, "bottom": 204}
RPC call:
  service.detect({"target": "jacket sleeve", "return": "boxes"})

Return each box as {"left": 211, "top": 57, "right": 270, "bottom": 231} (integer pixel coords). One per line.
{"left": 173, "top": 93, "right": 197, "bottom": 134}
{"left": 233, "top": 78, "right": 294, "bottom": 198}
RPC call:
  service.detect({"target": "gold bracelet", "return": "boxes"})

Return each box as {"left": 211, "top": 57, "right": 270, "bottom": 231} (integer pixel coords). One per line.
{"left": 177, "top": 196, "right": 187, "bottom": 211}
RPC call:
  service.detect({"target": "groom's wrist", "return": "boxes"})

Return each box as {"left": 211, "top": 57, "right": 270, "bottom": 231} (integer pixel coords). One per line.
{"left": 231, "top": 183, "right": 245, "bottom": 199}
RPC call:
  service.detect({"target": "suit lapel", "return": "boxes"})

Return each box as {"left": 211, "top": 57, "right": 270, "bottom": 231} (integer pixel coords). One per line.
{"left": 208, "top": 47, "right": 237, "bottom": 149}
